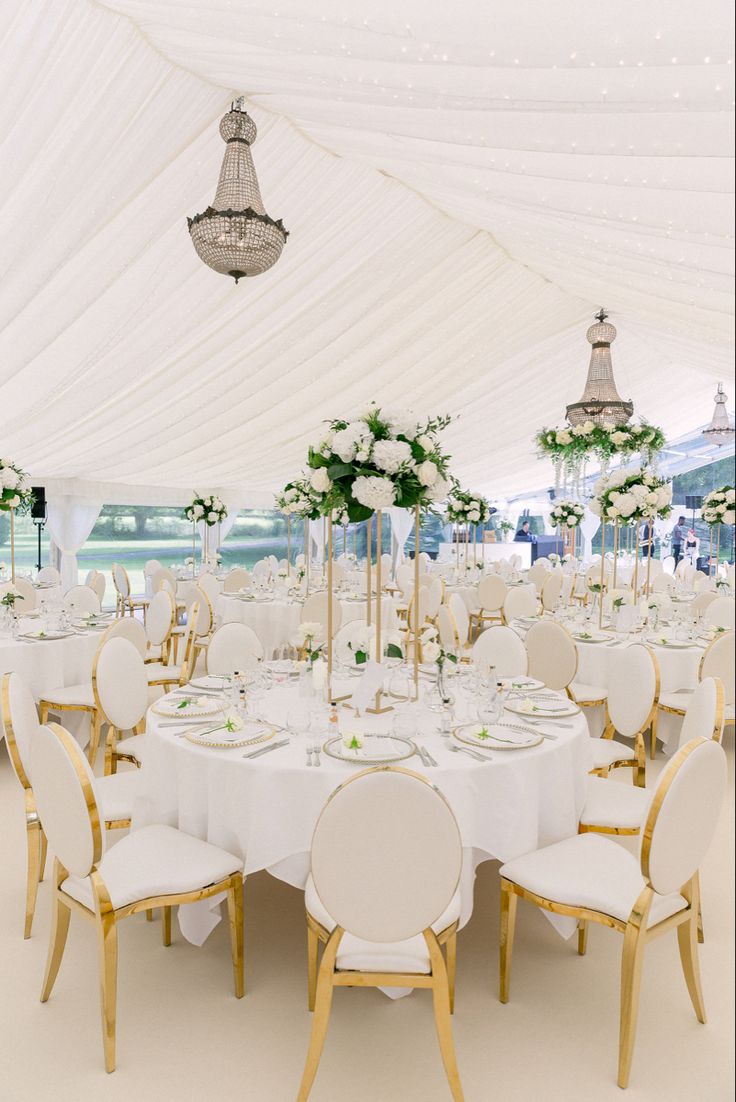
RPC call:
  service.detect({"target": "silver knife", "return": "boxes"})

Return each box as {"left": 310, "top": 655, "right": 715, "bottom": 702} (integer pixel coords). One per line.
{"left": 242, "top": 739, "right": 289, "bottom": 759}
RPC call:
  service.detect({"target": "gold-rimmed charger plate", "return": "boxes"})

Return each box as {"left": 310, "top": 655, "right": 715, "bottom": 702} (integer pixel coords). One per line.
{"left": 453, "top": 722, "right": 543, "bottom": 751}
{"left": 322, "top": 734, "right": 416, "bottom": 765}
{"left": 152, "top": 697, "right": 223, "bottom": 718}
{"left": 647, "top": 636, "right": 697, "bottom": 649}
{"left": 505, "top": 697, "right": 580, "bottom": 718}
{"left": 184, "top": 720, "right": 276, "bottom": 749}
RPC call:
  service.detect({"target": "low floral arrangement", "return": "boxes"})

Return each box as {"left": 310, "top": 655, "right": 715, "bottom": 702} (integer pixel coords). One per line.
{"left": 294, "top": 622, "right": 324, "bottom": 662}
{"left": 536, "top": 420, "right": 665, "bottom": 469}
{"left": 184, "top": 494, "right": 227, "bottom": 526}
{"left": 0, "top": 459, "right": 33, "bottom": 513}
{"left": 307, "top": 404, "right": 453, "bottom": 521}
{"left": 446, "top": 489, "right": 492, "bottom": 525}
{"left": 701, "top": 485, "right": 735, "bottom": 527}
{"left": 550, "top": 500, "right": 585, "bottom": 528}
{"left": 589, "top": 467, "right": 673, "bottom": 523}
{"left": 276, "top": 477, "right": 343, "bottom": 521}
{"left": 419, "top": 627, "right": 458, "bottom": 668}
{"left": 1, "top": 588, "right": 20, "bottom": 607}
{"left": 347, "top": 625, "right": 403, "bottom": 665}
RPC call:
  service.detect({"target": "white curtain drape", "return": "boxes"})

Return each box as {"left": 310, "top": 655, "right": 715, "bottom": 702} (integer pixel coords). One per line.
{"left": 196, "top": 507, "right": 239, "bottom": 561}
{"left": 309, "top": 519, "right": 326, "bottom": 564}
{"left": 388, "top": 508, "right": 414, "bottom": 576}
{"left": 45, "top": 495, "right": 103, "bottom": 591}
{"left": 580, "top": 509, "right": 601, "bottom": 562}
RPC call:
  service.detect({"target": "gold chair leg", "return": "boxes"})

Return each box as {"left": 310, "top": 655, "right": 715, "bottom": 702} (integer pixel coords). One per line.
{"left": 24, "top": 820, "right": 42, "bottom": 939}
{"left": 39, "top": 703, "right": 49, "bottom": 725}
{"left": 41, "top": 868, "right": 71, "bottom": 1001}
{"left": 96, "top": 907, "right": 118, "bottom": 1073}
{"left": 426, "top": 931, "right": 465, "bottom": 1102}
{"left": 649, "top": 711, "right": 658, "bottom": 760}
{"left": 105, "top": 729, "right": 117, "bottom": 776}
{"left": 499, "top": 881, "right": 518, "bottom": 1003}
{"left": 162, "top": 906, "right": 172, "bottom": 946}
{"left": 307, "top": 922, "right": 319, "bottom": 1011}
{"left": 446, "top": 931, "right": 457, "bottom": 1014}
{"left": 618, "top": 921, "right": 646, "bottom": 1088}
{"left": 226, "top": 875, "right": 245, "bottom": 999}
{"left": 297, "top": 928, "right": 342, "bottom": 1102}
{"left": 677, "top": 895, "right": 707, "bottom": 1024}
{"left": 145, "top": 909, "right": 154, "bottom": 922}
{"left": 634, "top": 734, "right": 646, "bottom": 788}
{"left": 38, "top": 827, "right": 48, "bottom": 883}
{"left": 577, "top": 920, "right": 588, "bottom": 956}
{"left": 88, "top": 712, "right": 102, "bottom": 768}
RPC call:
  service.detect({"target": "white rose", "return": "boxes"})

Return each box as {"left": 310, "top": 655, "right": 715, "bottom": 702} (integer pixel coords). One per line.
{"left": 310, "top": 468, "right": 332, "bottom": 493}
{"left": 607, "top": 507, "right": 620, "bottom": 519}
{"left": 428, "top": 476, "right": 451, "bottom": 503}
{"left": 567, "top": 516, "right": 578, "bottom": 527}
{"left": 352, "top": 475, "right": 396, "bottom": 510}
{"left": 417, "top": 434, "right": 433, "bottom": 451}
{"left": 422, "top": 641, "right": 441, "bottom": 663}
{"left": 583, "top": 420, "right": 596, "bottom": 434}
{"left": 194, "top": 504, "right": 204, "bottom": 519}
{"left": 725, "top": 490, "right": 735, "bottom": 504}
{"left": 556, "top": 429, "right": 573, "bottom": 445}
{"left": 385, "top": 412, "right": 420, "bottom": 439}
{"left": 610, "top": 431, "right": 629, "bottom": 446}
{"left": 468, "top": 510, "right": 481, "bottom": 522}
{"left": 572, "top": 425, "right": 587, "bottom": 437}
{"left": 717, "top": 502, "right": 727, "bottom": 514}
{"left": 208, "top": 511, "right": 218, "bottom": 523}
{"left": 588, "top": 498, "right": 602, "bottom": 517}
{"left": 602, "top": 422, "right": 615, "bottom": 432}
{"left": 417, "top": 460, "right": 439, "bottom": 487}
{"left": 724, "top": 510, "right": 735, "bottom": 525}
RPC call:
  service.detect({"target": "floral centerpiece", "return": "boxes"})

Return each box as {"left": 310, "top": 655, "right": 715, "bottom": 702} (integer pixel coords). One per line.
{"left": 1, "top": 587, "right": 20, "bottom": 608}
{"left": 445, "top": 489, "right": 492, "bottom": 526}
{"left": 550, "top": 500, "right": 585, "bottom": 529}
{"left": 536, "top": 420, "right": 665, "bottom": 469}
{"left": 702, "top": 486, "right": 735, "bottom": 527}
{"left": 589, "top": 467, "right": 673, "bottom": 524}
{"left": 293, "top": 622, "right": 324, "bottom": 663}
{"left": 306, "top": 404, "right": 453, "bottom": 521}
{"left": 184, "top": 493, "right": 227, "bottom": 526}
{"left": 0, "top": 459, "right": 33, "bottom": 513}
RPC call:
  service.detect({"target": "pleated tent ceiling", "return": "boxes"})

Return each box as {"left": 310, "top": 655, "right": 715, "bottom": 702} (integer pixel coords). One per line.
{"left": 0, "top": 0, "right": 733, "bottom": 504}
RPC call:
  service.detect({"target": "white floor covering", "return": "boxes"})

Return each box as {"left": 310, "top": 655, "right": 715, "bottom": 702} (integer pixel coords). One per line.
{"left": 0, "top": 742, "right": 733, "bottom": 1101}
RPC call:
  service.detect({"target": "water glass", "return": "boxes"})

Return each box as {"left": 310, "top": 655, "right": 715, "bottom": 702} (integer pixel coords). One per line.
{"left": 286, "top": 706, "right": 310, "bottom": 737}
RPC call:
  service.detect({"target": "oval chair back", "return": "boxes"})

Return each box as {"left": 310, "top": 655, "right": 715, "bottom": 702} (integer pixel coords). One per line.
{"left": 197, "top": 571, "right": 221, "bottom": 607}
{"left": 679, "top": 678, "right": 725, "bottom": 747}
{"left": 699, "top": 631, "right": 734, "bottom": 706}
{"left": 503, "top": 587, "right": 538, "bottom": 622}
{"left": 99, "top": 616, "right": 147, "bottom": 657}
{"left": 1, "top": 671, "right": 40, "bottom": 788}
{"left": 92, "top": 637, "right": 148, "bottom": 731}
{"left": 301, "top": 592, "right": 343, "bottom": 637}
{"left": 703, "top": 596, "right": 735, "bottom": 631}
{"left": 525, "top": 621, "right": 577, "bottom": 690}
{"left": 471, "top": 626, "right": 528, "bottom": 677}
{"left": 64, "top": 585, "right": 101, "bottom": 617}
{"left": 29, "top": 723, "right": 104, "bottom": 879}
{"left": 37, "top": 566, "right": 61, "bottom": 585}
{"left": 641, "top": 738, "right": 727, "bottom": 897}
{"left": 223, "top": 568, "right": 252, "bottom": 593}
{"left": 607, "top": 644, "right": 660, "bottom": 738}
{"left": 207, "top": 622, "right": 264, "bottom": 674}
{"left": 447, "top": 594, "right": 470, "bottom": 648}
{"left": 145, "top": 590, "right": 175, "bottom": 651}
{"left": 311, "top": 768, "right": 462, "bottom": 943}
{"left": 541, "top": 571, "right": 563, "bottom": 612}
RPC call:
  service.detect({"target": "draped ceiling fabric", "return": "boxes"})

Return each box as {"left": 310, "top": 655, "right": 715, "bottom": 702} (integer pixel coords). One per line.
{"left": 0, "top": 0, "right": 733, "bottom": 504}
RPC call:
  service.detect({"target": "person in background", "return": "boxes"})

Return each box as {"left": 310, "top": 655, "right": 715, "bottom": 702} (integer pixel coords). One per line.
{"left": 514, "top": 520, "right": 534, "bottom": 543}
{"left": 684, "top": 528, "right": 700, "bottom": 566}
{"left": 640, "top": 519, "right": 655, "bottom": 558}
{"left": 671, "top": 515, "right": 686, "bottom": 566}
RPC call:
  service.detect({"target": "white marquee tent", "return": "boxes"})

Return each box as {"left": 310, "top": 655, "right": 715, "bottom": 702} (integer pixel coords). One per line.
{"left": 1, "top": 0, "right": 733, "bottom": 512}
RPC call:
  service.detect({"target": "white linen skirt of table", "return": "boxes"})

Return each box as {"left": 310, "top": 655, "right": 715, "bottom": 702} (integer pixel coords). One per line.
{"left": 215, "top": 595, "right": 398, "bottom": 658}
{"left": 131, "top": 681, "right": 591, "bottom": 952}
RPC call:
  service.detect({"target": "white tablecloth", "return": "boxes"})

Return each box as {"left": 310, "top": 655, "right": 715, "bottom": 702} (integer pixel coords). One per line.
{"left": 216, "top": 594, "right": 397, "bottom": 658}
{"left": 132, "top": 678, "right": 591, "bottom": 949}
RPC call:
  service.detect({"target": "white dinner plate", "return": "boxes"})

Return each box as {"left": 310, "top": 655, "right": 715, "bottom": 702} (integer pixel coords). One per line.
{"left": 505, "top": 697, "right": 580, "bottom": 718}
{"left": 152, "top": 695, "right": 224, "bottom": 718}
{"left": 498, "top": 676, "right": 545, "bottom": 692}
{"left": 19, "top": 630, "right": 74, "bottom": 641}
{"left": 647, "top": 635, "right": 697, "bottom": 649}
{"left": 322, "top": 734, "right": 416, "bottom": 765}
{"left": 189, "top": 675, "right": 232, "bottom": 690}
{"left": 453, "top": 722, "right": 543, "bottom": 751}
{"left": 571, "top": 631, "right": 611, "bottom": 644}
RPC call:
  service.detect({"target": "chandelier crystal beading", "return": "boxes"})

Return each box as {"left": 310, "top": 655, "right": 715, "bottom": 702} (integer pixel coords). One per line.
{"left": 565, "top": 309, "right": 634, "bottom": 427}
{"left": 187, "top": 99, "right": 288, "bottom": 283}
{"left": 701, "top": 382, "right": 735, "bottom": 446}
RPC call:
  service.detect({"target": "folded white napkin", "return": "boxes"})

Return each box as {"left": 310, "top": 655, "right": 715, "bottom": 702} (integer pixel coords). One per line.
{"left": 350, "top": 660, "right": 385, "bottom": 714}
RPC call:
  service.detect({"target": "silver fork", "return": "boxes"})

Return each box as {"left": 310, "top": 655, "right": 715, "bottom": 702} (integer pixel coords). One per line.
{"left": 312, "top": 744, "right": 322, "bottom": 767}
{"left": 305, "top": 746, "right": 313, "bottom": 767}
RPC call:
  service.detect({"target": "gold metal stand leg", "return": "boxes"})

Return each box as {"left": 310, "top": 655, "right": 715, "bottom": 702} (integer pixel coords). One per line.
{"left": 41, "top": 864, "right": 71, "bottom": 1001}
{"left": 226, "top": 875, "right": 245, "bottom": 998}
{"left": 297, "top": 928, "right": 343, "bottom": 1102}
{"left": 499, "top": 881, "right": 517, "bottom": 1003}
{"left": 426, "top": 931, "right": 465, "bottom": 1101}
{"left": 618, "top": 922, "right": 646, "bottom": 1089}
{"left": 24, "top": 820, "right": 42, "bottom": 939}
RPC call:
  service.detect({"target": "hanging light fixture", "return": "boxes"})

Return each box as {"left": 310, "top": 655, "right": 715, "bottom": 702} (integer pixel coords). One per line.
{"left": 188, "top": 98, "right": 288, "bottom": 283}
{"left": 701, "top": 382, "right": 735, "bottom": 446}
{"left": 565, "top": 309, "right": 634, "bottom": 426}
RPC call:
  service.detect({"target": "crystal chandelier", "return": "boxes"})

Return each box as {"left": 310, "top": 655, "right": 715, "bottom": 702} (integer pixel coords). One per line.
{"left": 702, "top": 382, "right": 735, "bottom": 446}
{"left": 565, "top": 309, "right": 634, "bottom": 427}
{"left": 188, "top": 98, "right": 288, "bottom": 283}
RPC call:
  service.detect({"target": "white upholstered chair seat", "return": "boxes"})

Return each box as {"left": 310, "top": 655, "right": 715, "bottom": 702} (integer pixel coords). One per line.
{"left": 589, "top": 737, "right": 637, "bottom": 768}
{"left": 500, "top": 834, "right": 687, "bottom": 928}
{"left": 115, "top": 733, "right": 147, "bottom": 763}
{"left": 570, "top": 680, "right": 608, "bottom": 704}
{"left": 61, "top": 824, "right": 243, "bottom": 913}
{"left": 94, "top": 771, "right": 141, "bottom": 823}
{"left": 579, "top": 776, "right": 651, "bottom": 830}
{"left": 145, "top": 661, "right": 182, "bottom": 683}
{"left": 305, "top": 874, "right": 461, "bottom": 974}
{"left": 42, "top": 682, "right": 95, "bottom": 708}
{"left": 658, "top": 688, "right": 694, "bottom": 713}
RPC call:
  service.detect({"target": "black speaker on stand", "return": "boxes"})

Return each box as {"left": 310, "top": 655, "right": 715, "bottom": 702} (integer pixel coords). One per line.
{"left": 684, "top": 495, "right": 703, "bottom": 530}
{"left": 31, "top": 487, "right": 46, "bottom": 572}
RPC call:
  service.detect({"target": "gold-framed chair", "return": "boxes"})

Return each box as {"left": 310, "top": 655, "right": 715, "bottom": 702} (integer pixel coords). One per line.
{"left": 468, "top": 574, "right": 508, "bottom": 638}
{"left": 92, "top": 636, "right": 150, "bottom": 774}
{"left": 656, "top": 630, "right": 734, "bottom": 746}
{"left": 588, "top": 643, "right": 660, "bottom": 788}
{"left": 112, "top": 562, "right": 149, "bottom": 618}
{"left": 31, "top": 722, "right": 244, "bottom": 1072}
{"left": 298, "top": 766, "right": 464, "bottom": 1101}
{"left": 498, "top": 736, "right": 727, "bottom": 1089}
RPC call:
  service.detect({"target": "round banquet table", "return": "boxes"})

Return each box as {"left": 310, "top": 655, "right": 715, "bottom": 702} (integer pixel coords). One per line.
{"left": 509, "top": 617, "right": 706, "bottom": 747}
{"left": 131, "top": 674, "right": 592, "bottom": 954}
{"left": 0, "top": 618, "right": 101, "bottom": 742}
{"left": 215, "top": 593, "right": 398, "bottom": 658}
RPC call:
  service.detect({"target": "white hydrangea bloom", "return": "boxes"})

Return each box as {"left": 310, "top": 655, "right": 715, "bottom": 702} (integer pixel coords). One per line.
{"left": 416, "top": 460, "right": 438, "bottom": 487}
{"left": 371, "top": 439, "right": 412, "bottom": 474}
{"left": 310, "top": 468, "right": 331, "bottom": 493}
{"left": 352, "top": 475, "right": 396, "bottom": 510}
